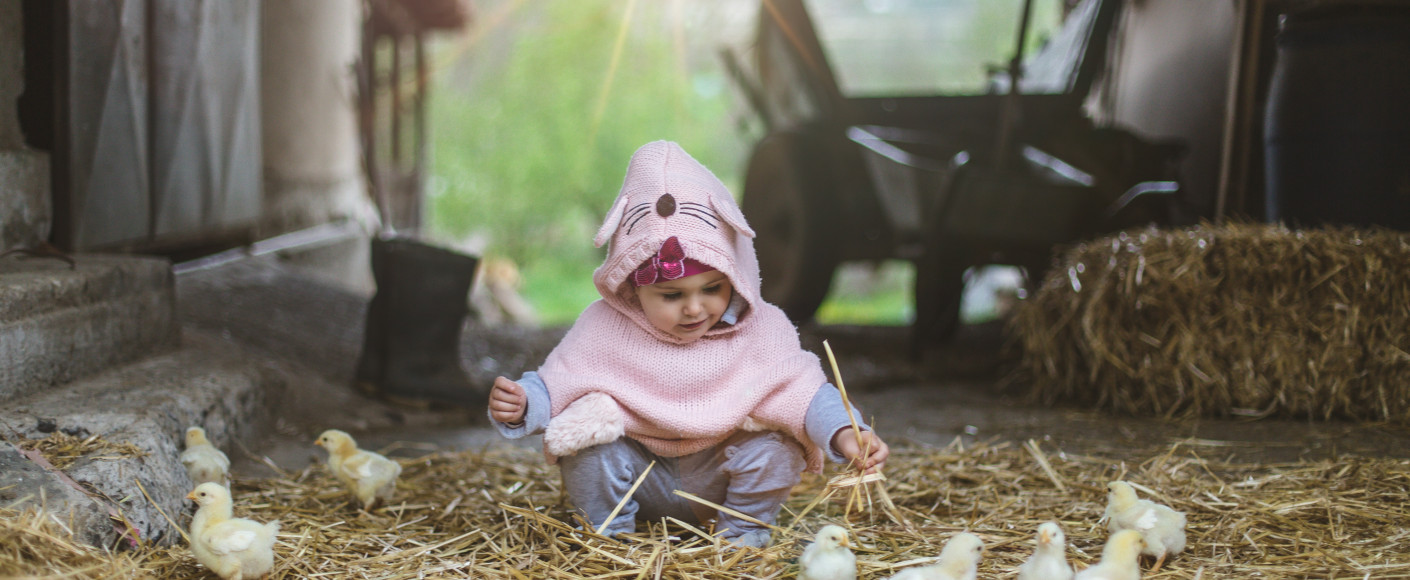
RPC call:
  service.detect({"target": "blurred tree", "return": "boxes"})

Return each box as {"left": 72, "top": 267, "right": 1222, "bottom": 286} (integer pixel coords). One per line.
{"left": 426, "top": 0, "right": 747, "bottom": 268}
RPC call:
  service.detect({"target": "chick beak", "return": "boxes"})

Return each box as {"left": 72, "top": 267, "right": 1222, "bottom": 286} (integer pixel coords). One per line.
{"left": 840, "top": 537, "right": 850, "bottom": 548}
{"left": 1039, "top": 529, "right": 1052, "bottom": 544}
{"left": 185, "top": 491, "right": 197, "bottom": 501}
{"left": 314, "top": 439, "right": 324, "bottom": 447}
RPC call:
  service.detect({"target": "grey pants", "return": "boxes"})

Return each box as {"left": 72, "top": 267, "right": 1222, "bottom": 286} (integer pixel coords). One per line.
{"left": 558, "top": 430, "right": 805, "bottom": 546}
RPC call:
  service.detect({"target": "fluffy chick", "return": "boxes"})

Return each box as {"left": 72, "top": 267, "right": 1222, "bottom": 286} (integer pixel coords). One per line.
{"left": 187, "top": 482, "right": 279, "bottom": 580}
{"left": 315, "top": 429, "right": 402, "bottom": 511}
{"left": 799, "top": 524, "right": 856, "bottom": 580}
{"left": 1103, "top": 481, "right": 1187, "bottom": 571}
{"left": 1073, "top": 530, "right": 1144, "bottom": 580}
{"left": 885, "top": 532, "right": 984, "bottom": 580}
{"left": 180, "top": 426, "right": 230, "bottom": 487}
{"left": 1018, "top": 522, "right": 1074, "bottom": 580}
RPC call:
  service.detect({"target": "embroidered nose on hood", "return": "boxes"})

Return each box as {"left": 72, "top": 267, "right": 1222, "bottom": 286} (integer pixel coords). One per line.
{"left": 592, "top": 141, "right": 761, "bottom": 339}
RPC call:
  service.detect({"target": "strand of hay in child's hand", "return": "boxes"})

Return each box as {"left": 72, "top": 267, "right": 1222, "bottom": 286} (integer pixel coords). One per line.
{"left": 823, "top": 341, "right": 866, "bottom": 456}
{"left": 822, "top": 341, "right": 907, "bottom": 527}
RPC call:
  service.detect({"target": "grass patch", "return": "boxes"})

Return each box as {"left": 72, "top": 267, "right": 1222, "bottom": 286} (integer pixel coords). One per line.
{"left": 816, "top": 261, "right": 914, "bottom": 326}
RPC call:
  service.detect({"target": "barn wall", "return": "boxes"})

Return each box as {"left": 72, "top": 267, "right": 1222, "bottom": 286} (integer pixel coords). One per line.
{"left": 1095, "top": 0, "right": 1237, "bottom": 222}
{"left": 0, "top": 0, "right": 51, "bottom": 253}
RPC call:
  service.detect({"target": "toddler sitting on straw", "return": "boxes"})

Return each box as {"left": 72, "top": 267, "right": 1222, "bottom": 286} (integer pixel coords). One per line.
{"left": 488, "top": 141, "right": 888, "bottom": 548}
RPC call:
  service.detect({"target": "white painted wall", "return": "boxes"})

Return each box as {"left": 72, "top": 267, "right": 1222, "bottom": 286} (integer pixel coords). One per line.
{"left": 1094, "top": 0, "right": 1237, "bottom": 221}
{"left": 260, "top": 0, "right": 377, "bottom": 293}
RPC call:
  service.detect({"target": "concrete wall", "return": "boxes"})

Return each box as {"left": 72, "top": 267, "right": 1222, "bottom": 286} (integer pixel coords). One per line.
{"left": 260, "top": 0, "right": 377, "bottom": 294}
{"left": 0, "top": 0, "right": 51, "bottom": 253}
{"left": 1093, "top": 0, "right": 1237, "bottom": 222}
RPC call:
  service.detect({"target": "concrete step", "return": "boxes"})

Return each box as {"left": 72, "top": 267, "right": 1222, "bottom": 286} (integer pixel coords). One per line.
{"left": 0, "top": 254, "right": 179, "bottom": 403}
{"left": 0, "top": 330, "right": 282, "bottom": 548}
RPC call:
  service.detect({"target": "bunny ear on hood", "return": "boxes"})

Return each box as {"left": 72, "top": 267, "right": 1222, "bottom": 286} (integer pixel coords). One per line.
{"left": 593, "top": 192, "right": 630, "bottom": 249}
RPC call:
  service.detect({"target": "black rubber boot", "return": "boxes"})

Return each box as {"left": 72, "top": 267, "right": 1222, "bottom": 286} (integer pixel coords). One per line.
{"left": 354, "top": 236, "right": 484, "bottom": 409}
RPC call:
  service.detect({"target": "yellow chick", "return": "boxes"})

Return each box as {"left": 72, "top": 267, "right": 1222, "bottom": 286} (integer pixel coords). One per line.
{"left": 1102, "top": 481, "right": 1187, "bottom": 572}
{"left": 1073, "top": 530, "right": 1144, "bottom": 580}
{"left": 798, "top": 524, "right": 856, "bottom": 580}
{"left": 1018, "top": 522, "right": 1074, "bottom": 580}
{"left": 885, "top": 532, "right": 984, "bottom": 580}
{"left": 180, "top": 426, "right": 231, "bottom": 487}
{"left": 187, "top": 482, "right": 279, "bottom": 580}
{"left": 314, "top": 429, "right": 402, "bottom": 511}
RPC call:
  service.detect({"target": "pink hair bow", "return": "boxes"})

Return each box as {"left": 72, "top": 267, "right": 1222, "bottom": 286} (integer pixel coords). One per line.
{"left": 633, "top": 236, "right": 687, "bottom": 286}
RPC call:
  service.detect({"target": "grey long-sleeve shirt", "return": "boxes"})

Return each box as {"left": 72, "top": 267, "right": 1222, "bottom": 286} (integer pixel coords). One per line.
{"left": 492, "top": 371, "right": 871, "bottom": 464}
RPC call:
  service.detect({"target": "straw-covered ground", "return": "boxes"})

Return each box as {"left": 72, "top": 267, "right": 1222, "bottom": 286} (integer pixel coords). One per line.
{"left": 1010, "top": 222, "right": 1410, "bottom": 423}
{"left": 4, "top": 434, "right": 1407, "bottom": 578}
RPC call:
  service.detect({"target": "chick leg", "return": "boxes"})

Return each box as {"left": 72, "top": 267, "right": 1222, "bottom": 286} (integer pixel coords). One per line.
{"left": 1150, "top": 553, "right": 1166, "bottom": 573}
{"left": 216, "top": 560, "right": 244, "bottom": 580}
{"left": 362, "top": 497, "right": 379, "bottom": 512}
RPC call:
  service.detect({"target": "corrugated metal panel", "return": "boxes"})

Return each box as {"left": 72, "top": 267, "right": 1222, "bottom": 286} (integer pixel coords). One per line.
{"left": 150, "top": 0, "right": 262, "bottom": 238}
{"left": 67, "top": 0, "right": 150, "bottom": 249}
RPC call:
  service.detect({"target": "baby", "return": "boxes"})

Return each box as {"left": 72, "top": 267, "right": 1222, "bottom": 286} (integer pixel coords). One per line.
{"left": 488, "top": 141, "right": 888, "bottom": 547}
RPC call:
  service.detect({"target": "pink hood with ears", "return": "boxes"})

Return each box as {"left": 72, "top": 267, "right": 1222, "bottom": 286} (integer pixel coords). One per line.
{"left": 592, "top": 140, "right": 762, "bottom": 343}
{"left": 536, "top": 141, "right": 829, "bottom": 470}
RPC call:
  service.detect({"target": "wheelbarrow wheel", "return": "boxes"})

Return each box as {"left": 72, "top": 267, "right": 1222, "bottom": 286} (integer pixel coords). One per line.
{"left": 742, "top": 130, "right": 840, "bottom": 323}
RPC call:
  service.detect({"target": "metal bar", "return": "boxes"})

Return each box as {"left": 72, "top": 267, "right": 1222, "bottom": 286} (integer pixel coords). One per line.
{"left": 1214, "top": 0, "right": 1267, "bottom": 223}
{"left": 994, "top": 0, "right": 1036, "bottom": 173}
{"left": 172, "top": 220, "right": 365, "bottom": 275}
{"left": 414, "top": 31, "right": 427, "bottom": 178}
{"left": 391, "top": 35, "right": 402, "bottom": 166}
{"left": 719, "top": 47, "right": 773, "bottom": 133}
{"left": 359, "top": 6, "right": 392, "bottom": 234}
{"left": 410, "top": 31, "right": 428, "bottom": 231}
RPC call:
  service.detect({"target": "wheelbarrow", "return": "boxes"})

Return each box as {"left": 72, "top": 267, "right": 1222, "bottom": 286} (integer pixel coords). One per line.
{"left": 728, "top": 0, "right": 1186, "bottom": 352}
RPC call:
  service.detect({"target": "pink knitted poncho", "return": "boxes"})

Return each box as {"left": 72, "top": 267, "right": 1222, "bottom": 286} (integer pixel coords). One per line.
{"left": 537, "top": 141, "right": 830, "bottom": 472}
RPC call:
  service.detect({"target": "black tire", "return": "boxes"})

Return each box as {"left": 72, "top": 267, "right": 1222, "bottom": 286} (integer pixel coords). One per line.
{"left": 742, "top": 130, "right": 840, "bottom": 322}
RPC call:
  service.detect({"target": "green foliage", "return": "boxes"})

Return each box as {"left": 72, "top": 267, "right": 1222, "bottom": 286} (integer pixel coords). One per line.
{"left": 426, "top": 0, "right": 744, "bottom": 270}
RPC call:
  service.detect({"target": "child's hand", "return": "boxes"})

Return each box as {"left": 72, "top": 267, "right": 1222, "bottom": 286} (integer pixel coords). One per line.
{"left": 832, "top": 428, "right": 889, "bottom": 474}
{"left": 489, "top": 376, "right": 527, "bottom": 425}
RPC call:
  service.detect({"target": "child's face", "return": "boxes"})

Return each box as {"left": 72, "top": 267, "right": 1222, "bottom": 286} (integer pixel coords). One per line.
{"left": 635, "top": 270, "right": 733, "bottom": 343}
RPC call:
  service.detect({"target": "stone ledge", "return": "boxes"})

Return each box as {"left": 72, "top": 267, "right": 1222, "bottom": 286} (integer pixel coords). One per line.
{"left": 0, "top": 330, "right": 286, "bottom": 547}
{"left": 0, "top": 255, "right": 179, "bottom": 402}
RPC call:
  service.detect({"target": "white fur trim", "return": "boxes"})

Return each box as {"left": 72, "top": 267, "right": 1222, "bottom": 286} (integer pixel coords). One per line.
{"left": 545, "top": 392, "right": 627, "bottom": 457}
{"left": 740, "top": 416, "right": 766, "bottom": 432}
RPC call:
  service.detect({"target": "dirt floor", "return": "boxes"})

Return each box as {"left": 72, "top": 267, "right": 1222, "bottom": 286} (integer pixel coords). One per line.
{"left": 176, "top": 258, "right": 1410, "bottom": 481}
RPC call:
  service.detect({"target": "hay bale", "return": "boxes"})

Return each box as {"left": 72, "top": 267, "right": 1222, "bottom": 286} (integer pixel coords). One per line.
{"left": 1010, "top": 222, "right": 1410, "bottom": 421}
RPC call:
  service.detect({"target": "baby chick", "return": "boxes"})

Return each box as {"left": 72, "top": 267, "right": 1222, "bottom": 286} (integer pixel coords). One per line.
{"left": 1073, "top": 529, "right": 1145, "bottom": 580}
{"left": 180, "top": 426, "right": 230, "bottom": 487}
{"left": 799, "top": 524, "right": 856, "bottom": 580}
{"left": 187, "top": 482, "right": 279, "bottom": 580}
{"left": 1018, "top": 522, "right": 1074, "bottom": 580}
{"left": 1103, "top": 481, "right": 1187, "bottom": 571}
{"left": 314, "top": 429, "right": 402, "bottom": 511}
{"left": 885, "top": 532, "right": 984, "bottom": 580}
